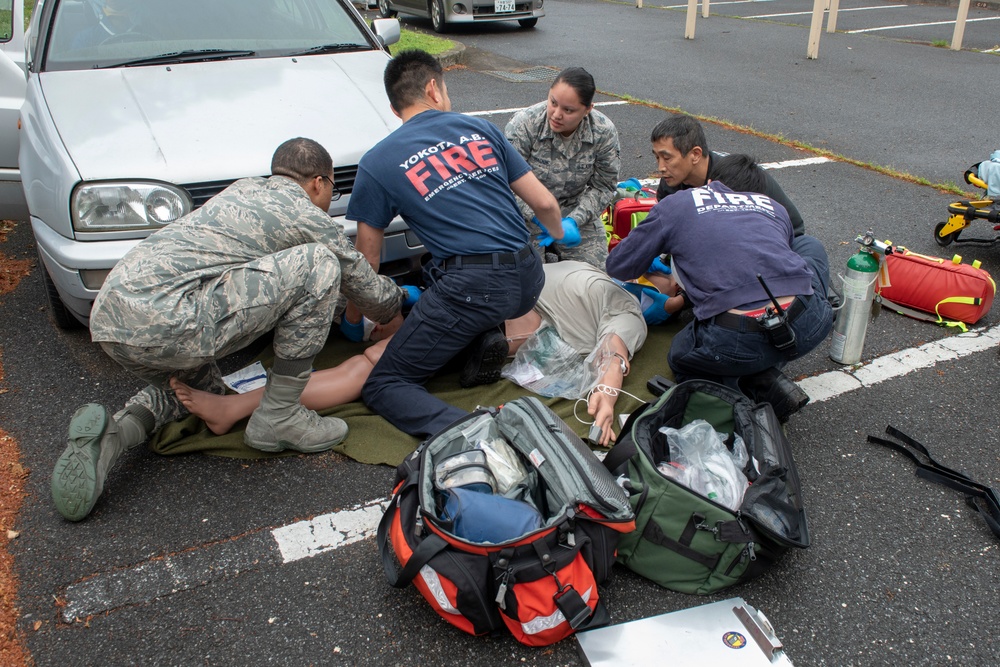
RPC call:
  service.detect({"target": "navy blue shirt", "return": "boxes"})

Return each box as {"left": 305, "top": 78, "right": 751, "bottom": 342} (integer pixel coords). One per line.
{"left": 656, "top": 151, "right": 806, "bottom": 237}
{"left": 347, "top": 110, "right": 532, "bottom": 259}
{"left": 606, "top": 182, "right": 814, "bottom": 320}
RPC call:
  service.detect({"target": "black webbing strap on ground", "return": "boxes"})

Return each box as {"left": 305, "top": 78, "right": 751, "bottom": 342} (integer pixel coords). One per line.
{"left": 867, "top": 426, "right": 1000, "bottom": 540}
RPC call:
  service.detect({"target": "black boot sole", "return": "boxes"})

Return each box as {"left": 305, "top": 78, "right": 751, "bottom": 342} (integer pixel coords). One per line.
{"left": 460, "top": 330, "right": 509, "bottom": 388}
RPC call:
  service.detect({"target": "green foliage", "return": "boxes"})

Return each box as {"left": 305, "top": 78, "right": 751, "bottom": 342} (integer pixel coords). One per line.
{"left": 0, "top": 0, "right": 31, "bottom": 37}
{"left": 390, "top": 29, "right": 455, "bottom": 56}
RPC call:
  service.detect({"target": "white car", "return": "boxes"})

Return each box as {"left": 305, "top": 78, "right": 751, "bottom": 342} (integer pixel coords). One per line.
{"left": 0, "top": 0, "right": 27, "bottom": 222}
{"left": 377, "top": 0, "right": 544, "bottom": 34}
{"left": 0, "top": 0, "right": 427, "bottom": 328}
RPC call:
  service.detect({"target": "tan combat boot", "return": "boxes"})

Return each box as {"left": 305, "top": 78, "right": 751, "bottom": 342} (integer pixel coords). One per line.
{"left": 244, "top": 370, "right": 348, "bottom": 453}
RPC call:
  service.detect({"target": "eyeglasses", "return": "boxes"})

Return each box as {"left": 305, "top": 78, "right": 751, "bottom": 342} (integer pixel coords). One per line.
{"left": 319, "top": 175, "right": 341, "bottom": 202}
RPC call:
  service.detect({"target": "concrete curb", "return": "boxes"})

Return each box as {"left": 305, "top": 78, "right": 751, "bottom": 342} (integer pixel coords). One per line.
{"left": 434, "top": 42, "right": 467, "bottom": 68}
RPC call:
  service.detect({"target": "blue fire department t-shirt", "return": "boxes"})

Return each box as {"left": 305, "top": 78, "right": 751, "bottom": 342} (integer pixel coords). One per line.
{"left": 346, "top": 110, "right": 533, "bottom": 260}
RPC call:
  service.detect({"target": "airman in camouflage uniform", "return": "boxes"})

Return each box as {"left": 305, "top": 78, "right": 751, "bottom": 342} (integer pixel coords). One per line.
{"left": 51, "top": 137, "right": 408, "bottom": 522}
{"left": 505, "top": 69, "right": 621, "bottom": 269}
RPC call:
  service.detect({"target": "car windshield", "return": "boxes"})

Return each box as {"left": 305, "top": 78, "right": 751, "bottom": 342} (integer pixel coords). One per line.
{"left": 43, "top": 0, "right": 375, "bottom": 71}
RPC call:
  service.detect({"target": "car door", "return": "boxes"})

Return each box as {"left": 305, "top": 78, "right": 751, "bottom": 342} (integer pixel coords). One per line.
{"left": 0, "top": 0, "right": 27, "bottom": 221}
{"left": 393, "top": 0, "right": 424, "bottom": 16}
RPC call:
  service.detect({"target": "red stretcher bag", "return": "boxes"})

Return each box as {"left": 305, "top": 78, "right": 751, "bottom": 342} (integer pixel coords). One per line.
{"left": 876, "top": 247, "right": 996, "bottom": 329}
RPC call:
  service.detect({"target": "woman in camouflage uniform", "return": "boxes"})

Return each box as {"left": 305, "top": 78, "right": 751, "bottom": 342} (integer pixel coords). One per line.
{"left": 505, "top": 67, "right": 621, "bottom": 269}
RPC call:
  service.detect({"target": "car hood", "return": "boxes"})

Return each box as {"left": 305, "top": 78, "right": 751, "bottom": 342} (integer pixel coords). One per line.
{"left": 40, "top": 52, "right": 399, "bottom": 183}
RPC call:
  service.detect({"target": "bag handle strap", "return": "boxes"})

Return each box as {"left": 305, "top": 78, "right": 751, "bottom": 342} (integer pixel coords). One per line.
{"left": 867, "top": 426, "right": 1000, "bottom": 539}
{"left": 601, "top": 404, "right": 648, "bottom": 474}
{"left": 875, "top": 295, "right": 969, "bottom": 332}
{"left": 377, "top": 476, "right": 450, "bottom": 589}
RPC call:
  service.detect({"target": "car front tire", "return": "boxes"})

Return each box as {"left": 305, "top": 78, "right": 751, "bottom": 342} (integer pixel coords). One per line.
{"left": 518, "top": 17, "right": 538, "bottom": 28}
{"left": 430, "top": 0, "right": 449, "bottom": 33}
{"left": 378, "top": 0, "right": 397, "bottom": 18}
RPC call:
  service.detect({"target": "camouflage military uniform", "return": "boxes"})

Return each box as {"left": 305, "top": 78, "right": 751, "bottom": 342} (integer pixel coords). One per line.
{"left": 505, "top": 102, "right": 620, "bottom": 269}
{"left": 90, "top": 175, "right": 405, "bottom": 429}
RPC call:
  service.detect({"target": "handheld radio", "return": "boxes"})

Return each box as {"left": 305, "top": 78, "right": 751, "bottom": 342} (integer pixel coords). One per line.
{"left": 756, "top": 274, "right": 797, "bottom": 351}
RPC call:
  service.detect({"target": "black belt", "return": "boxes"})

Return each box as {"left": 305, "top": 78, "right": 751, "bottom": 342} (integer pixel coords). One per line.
{"left": 441, "top": 245, "right": 533, "bottom": 269}
{"left": 708, "top": 295, "right": 808, "bottom": 332}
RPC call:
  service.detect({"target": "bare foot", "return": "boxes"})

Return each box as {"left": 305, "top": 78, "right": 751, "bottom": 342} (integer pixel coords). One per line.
{"left": 170, "top": 377, "right": 251, "bottom": 435}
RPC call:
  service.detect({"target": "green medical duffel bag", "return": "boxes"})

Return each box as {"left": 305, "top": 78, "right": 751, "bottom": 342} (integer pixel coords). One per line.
{"left": 602, "top": 379, "right": 810, "bottom": 594}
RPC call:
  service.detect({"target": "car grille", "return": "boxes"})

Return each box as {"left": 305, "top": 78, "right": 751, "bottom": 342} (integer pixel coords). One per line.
{"left": 182, "top": 165, "right": 359, "bottom": 209}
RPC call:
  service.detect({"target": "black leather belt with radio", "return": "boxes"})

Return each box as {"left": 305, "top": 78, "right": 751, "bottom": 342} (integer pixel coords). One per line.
{"left": 707, "top": 295, "right": 808, "bottom": 332}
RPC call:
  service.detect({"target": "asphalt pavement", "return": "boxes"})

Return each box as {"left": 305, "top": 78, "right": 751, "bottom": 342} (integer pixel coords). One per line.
{"left": 3, "top": 1, "right": 1000, "bottom": 665}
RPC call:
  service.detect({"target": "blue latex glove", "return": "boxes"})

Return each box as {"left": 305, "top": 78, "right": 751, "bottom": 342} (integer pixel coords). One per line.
{"left": 532, "top": 216, "right": 555, "bottom": 248}
{"left": 533, "top": 216, "right": 581, "bottom": 248}
{"left": 640, "top": 287, "right": 671, "bottom": 326}
{"left": 401, "top": 285, "right": 421, "bottom": 308}
{"left": 648, "top": 256, "right": 672, "bottom": 275}
{"left": 557, "top": 217, "right": 582, "bottom": 248}
{"left": 617, "top": 177, "right": 643, "bottom": 192}
{"left": 339, "top": 316, "right": 365, "bottom": 342}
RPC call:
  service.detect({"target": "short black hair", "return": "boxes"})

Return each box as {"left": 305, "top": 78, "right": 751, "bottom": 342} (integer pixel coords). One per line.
{"left": 384, "top": 49, "right": 443, "bottom": 113}
{"left": 650, "top": 114, "right": 707, "bottom": 156}
{"left": 552, "top": 67, "right": 596, "bottom": 107}
{"left": 270, "top": 138, "right": 333, "bottom": 184}
{"left": 709, "top": 154, "right": 768, "bottom": 194}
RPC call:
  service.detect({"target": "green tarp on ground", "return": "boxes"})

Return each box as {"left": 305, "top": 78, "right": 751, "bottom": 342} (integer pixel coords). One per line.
{"left": 149, "top": 324, "right": 679, "bottom": 467}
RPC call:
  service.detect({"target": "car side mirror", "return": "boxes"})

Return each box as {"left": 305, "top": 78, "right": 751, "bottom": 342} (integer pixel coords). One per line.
{"left": 371, "top": 18, "right": 400, "bottom": 49}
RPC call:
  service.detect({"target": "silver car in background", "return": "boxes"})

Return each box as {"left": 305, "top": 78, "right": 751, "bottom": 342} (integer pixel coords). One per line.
{"left": 3, "top": 0, "right": 427, "bottom": 328}
{"left": 377, "top": 0, "right": 543, "bottom": 33}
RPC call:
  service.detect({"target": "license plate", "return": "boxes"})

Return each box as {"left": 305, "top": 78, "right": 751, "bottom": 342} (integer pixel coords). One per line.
{"left": 495, "top": 0, "right": 515, "bottom": 12}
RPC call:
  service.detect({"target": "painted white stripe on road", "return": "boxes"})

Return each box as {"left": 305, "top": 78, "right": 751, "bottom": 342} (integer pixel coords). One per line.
{"left": 661, "top": 0, "right": 781, "bottom": 8}
{"left": 749, "top": 5, "right": 906, "bottom": 18}
{"left": 637, "top": 157, "right": 830, "bottom": 188}
{"left": 848, "top": 16, "right": 1000, "bottom": 33}
{"left": 760, "top": 157, "right": 832, "bottom": 169}
{"left": 61, "top": 532, "right": 281, "bottom": 622}
{"left": 799, "top": 324, "right": 1000, "bottom": 403}
{"left": 272, "top": 498, "right": 390, "bottom": 563}
{"left": 467, "top": 100, "right": 627, "bottom": 118}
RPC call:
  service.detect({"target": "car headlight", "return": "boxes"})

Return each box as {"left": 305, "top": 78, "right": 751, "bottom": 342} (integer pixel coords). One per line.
{"left": 72, "top": 182, "right": 193, "bottom": 232}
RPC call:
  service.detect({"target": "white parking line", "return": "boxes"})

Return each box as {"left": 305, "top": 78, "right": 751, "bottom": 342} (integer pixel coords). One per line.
{"left": 761, "top": 157, "right": 832, "bottom": 169}
{"left": 272, "top": 498, "right": 389, "bottom": 563}
{"left": 749, "top": 4, "right": 906, "bottom": 19}
{"left": 660, "top": 0, "right": 781, "bottom": 8}
{"left": 61, "top": 322, "right": 1000, "bottom": 621}
{"left": 637, "top": 157, "right": 830, "bottom": 190}
{"left": 848, "top": 16, "right": 1000, "bottom": 33}
{"left": 799, "top": 325, "right": 1000, "bottom": 402}
{"left": 467, "top": 100, "right": 627, "bottom": 118}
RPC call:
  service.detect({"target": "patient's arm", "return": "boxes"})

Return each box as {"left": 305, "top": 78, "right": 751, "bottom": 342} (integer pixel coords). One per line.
{"left": 587, "top": 334, "right": 630, "bottom": 446}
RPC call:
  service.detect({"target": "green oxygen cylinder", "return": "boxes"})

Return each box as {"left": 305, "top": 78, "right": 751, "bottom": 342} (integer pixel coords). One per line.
{"left": 829, "top": 249, "right": 880, "bottom": 365}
